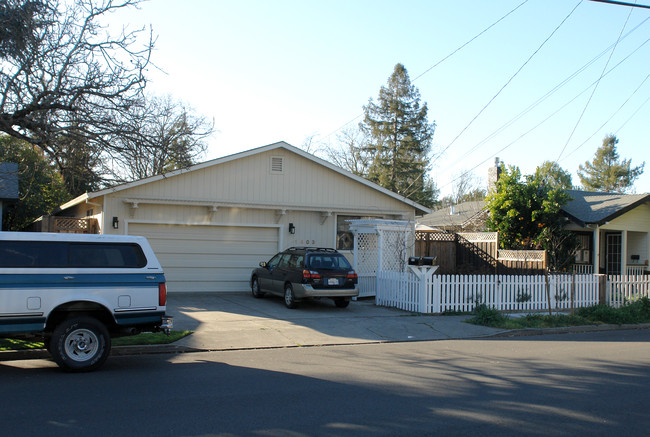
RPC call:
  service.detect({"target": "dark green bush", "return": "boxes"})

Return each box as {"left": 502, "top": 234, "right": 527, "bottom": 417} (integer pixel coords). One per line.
{"left": 471, "top": 304, "right": 508, "bottom": 327}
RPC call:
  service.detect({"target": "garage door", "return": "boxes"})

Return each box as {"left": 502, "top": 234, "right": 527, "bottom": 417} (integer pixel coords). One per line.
{"left": 128, "top": 223, "right": 279, "bottom": 293}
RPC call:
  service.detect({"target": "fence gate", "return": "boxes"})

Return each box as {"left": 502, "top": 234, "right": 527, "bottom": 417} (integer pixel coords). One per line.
{"left": 349, "top": 219, "right": 413, "bottom": 297}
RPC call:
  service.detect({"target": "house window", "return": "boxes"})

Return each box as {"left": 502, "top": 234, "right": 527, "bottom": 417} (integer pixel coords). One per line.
{"left": 336, "top": 215, "right": 379, "bottom": 250}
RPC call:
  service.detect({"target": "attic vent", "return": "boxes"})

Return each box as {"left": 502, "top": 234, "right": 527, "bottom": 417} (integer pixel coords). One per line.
{"left": 270, "top": 156, "right": 284, "bottom": 174}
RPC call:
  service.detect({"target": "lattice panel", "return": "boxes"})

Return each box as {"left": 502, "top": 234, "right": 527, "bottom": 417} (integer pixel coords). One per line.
{"left": 458, "top": 232, "right": 498, "bottom": 243}
{"left": 380, "top": 230, "right": 407, "bottom": 272}
{"left": 498, "top": 250, "right": 545, "bottom": 261}
{"left": 53, "top": 218, "right": 98, "bottom": 234}
{"left": 355, "top": 233, "right": 378, "bottom": 275}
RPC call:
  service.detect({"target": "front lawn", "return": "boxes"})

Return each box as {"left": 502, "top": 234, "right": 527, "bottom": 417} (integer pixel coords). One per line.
{"left": 467, "top": 297, "right": 650, "bottom": 329}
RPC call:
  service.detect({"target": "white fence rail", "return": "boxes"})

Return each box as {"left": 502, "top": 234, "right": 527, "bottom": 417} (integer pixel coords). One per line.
{"left": 377, "top": 272, "right": 605, "bottom": 313}
{"left": 607, "top": 275, "right": 650, "bottom": 308}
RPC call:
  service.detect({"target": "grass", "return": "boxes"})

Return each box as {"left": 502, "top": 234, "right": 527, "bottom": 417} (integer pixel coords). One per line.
{"left": 466, "top": 297, "right": 650, "bottom": 329}
{"left": 0, "top": 330, "right": 192, "bottom": 351}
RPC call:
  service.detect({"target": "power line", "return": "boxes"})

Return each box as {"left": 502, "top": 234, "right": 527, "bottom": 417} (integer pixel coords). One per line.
{"left": 559, "top": 74, "right": 650, "bottom": 162}
{"left": 556, "top": 2, "right": 635, "bottom": 162}
{"left": 435, "top": 1, "right": 584, "bottom": 163}
{"left": 317, "top": 1, "right": 531, "bottom": 144}
{"left": 587, "top": 0, "right": 650, "bottom": 9}
{"left": 443, "top": 16, "right": 649, "bottom": 171}
{"left": 437, "top": 35, "right": 650, "bottom": 192}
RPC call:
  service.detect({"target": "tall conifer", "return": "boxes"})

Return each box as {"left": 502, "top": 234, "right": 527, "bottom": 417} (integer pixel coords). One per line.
{"left": 360, "top": 64, "right": 438, "bottom": 207}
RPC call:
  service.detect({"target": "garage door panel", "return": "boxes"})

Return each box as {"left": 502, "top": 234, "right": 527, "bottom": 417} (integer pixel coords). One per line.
{"left": 145, "top": 240, "right": 277, "bottom": 255}
{"left": 129, "top": 223, "right": 279, "bottom": 293}
{"left": 157, "top": 256, "right": 267, "bottom": 269}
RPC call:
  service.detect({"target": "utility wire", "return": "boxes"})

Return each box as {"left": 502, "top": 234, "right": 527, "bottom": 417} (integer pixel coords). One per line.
{"left": 411, "top": 0, "right": 530, "bottom": 82}
{"left": 559, "top": 74, "right": 650, "bottom": 162}
{"left": 613, "top": 93, "right": 650, "bottom": 132}
{"left": 444, "top": 15, "right": 649, "bottom": 172}
{"left": 556, "top": 2, "right": 635, "bottom": 161}
{"left": 436, "top": 35, "right": 650, "bottom": 192}
{"left": 435, "top": 1, "right": 584, "bottom": 162}
{"left": 317, "top": 1, "right": 531, "bottom": 144}
{"left": 587, "top": 0, "right": 650, "bottom": 9}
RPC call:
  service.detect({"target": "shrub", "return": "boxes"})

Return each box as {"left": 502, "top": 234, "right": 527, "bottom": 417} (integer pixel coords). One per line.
{"left": 471, "top": 304, "right": 508, "bottom": 327}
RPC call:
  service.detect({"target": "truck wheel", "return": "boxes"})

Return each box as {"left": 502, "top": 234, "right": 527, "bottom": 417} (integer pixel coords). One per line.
{"left": 50, "top": 317, "right": 111, "bottom": 372}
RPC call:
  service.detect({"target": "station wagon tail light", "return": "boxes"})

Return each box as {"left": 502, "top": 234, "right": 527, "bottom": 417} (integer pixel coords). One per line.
{"left": 159, "top": 283, "right": 167, "bottom": 306}
{"left": 347, "top": 271, "right": 358, "bottom": 282}
{"left": 302, "top": 269, "right": 321, "bottom": 282}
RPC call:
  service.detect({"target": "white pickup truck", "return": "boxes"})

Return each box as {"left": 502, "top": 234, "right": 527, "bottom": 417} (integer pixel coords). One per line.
{"left": 0, "top": 232, "right": 173, "bottom": 372}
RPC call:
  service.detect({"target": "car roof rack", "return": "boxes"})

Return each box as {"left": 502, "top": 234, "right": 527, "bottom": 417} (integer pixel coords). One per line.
{"left": 286, "top": 247, "right": 337, "bottom": 253}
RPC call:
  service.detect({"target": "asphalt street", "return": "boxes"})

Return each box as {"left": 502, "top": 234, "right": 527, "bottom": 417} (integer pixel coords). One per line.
{"left": 1, "top": 329, "right": 649, "bottom": 436}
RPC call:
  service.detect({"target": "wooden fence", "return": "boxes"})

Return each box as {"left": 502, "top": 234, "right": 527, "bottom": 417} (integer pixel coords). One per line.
{"left": 415, "top": 231, "right": 546, "bottom": 275}
{"left": 31, "top": 216, "right": 99, "bottom": 234}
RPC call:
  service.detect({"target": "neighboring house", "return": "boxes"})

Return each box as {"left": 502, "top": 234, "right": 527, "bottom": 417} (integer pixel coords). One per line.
{"left": 417, "top": 201, "right": 487, "bottom": 232}
{"left": 45, "top": 142, "right": 430, "bottom": 293}
{"left": 562, "top": 190, "right": 650, "bottom": 275}
{"left": 418, "top": 190, "right": 650, "bottom": 275}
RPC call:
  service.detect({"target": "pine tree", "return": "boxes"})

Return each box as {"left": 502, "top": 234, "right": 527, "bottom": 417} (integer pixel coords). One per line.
{"left": 578, "top": 135, "right": 644, "bottom": 193}
{"left": 360, "top": 64, "right": 437, "bottom": 207}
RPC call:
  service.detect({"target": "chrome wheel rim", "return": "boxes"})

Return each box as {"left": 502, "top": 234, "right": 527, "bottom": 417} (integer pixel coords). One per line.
{"left": 64, "top": 328, "right": 100, "bottom": 362}
{"left": 284, "top": 288, "right": 293, "bottom": 305}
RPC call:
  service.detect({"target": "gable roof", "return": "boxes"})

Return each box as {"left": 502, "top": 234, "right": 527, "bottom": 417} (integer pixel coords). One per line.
{"left": 418, "top": 201, "right": 486, "bottom": 229}
{"left": 59, "top": 141, "right": 431, "bottom": 215}
{"left": 562, "top": 189, "right": 650, "bottom": 226}
{"left": 418, "top": 189, "right": 650, "bottom": 229}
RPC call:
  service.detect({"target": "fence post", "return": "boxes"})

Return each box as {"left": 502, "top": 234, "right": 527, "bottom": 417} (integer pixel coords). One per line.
{"left": 598, "top": 274, "right": 608, "bottom": 305}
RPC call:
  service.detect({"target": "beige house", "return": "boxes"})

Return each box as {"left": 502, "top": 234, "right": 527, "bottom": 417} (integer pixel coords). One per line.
{"left": 52, "top": 142, "right": 430, "bottom": 293}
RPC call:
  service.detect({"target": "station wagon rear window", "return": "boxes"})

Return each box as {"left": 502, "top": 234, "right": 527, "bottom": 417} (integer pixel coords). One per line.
{"left": 0, "top": 241, "right": 147, "bottom": 268}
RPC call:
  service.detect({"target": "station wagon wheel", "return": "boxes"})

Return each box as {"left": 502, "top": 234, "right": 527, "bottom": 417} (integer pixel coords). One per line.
{"left": 251, "top": 277, "right": 265, "bottom": 298}
{"left": 50, "top": 316, "right": 111, "bottom": 372}
{"left": 334, "top": 298, "right": 350, "bottom": 308}
{"left": 284, "top": 284, "right": 298, "bottom": 309}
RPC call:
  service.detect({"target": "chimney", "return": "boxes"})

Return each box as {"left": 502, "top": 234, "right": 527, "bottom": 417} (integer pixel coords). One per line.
{"left": 487, "top": 157, "right": 501, "bottom": 194}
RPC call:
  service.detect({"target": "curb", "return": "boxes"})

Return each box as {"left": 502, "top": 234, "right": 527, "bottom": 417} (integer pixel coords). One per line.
{"left": 0, "top": 344, "right": 198, "bottom": 363}
{"left": 2, "top": 323, "right": 650, "bottom": 362}
{"left": 489, "top": 322, "right": 650, "bottom": 338}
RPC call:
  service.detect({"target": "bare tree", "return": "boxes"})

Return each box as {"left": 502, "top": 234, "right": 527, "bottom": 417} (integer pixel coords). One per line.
{"left": 323, "top": 126, "right": 370, "bottom": 177}
{"left": 0, "top": 0, "right": 153, "bottom": 160}
{"left": 106, "top": 95, "right": 213, "bottom": 182}
{"left": 439, "top": 170, "right": 486, "bottom": 208}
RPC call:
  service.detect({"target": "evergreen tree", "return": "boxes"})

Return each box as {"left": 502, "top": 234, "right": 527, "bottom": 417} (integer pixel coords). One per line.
{"left": 360, "top": 63, "right": 438, "bottom": 207}
{"left": 0, "top": 135, "right": 70, "bottom": 231}
{"left": 578, "top": 135, "right": 644, "bottom": 193}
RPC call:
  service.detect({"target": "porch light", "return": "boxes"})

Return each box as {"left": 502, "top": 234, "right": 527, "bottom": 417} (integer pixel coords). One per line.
{"left": 112, "top": 217, "right": 119, "bottom": 229}
{"left": 288, "top": 223, "right": 295, "bottom": 234}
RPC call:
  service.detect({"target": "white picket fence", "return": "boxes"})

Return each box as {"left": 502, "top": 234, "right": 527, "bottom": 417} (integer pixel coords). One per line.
{"left": 608, "top": 275, "right": 650, "bottom": 308}
{"left": 375, "top": 271, "right": 630, "bottom": 314}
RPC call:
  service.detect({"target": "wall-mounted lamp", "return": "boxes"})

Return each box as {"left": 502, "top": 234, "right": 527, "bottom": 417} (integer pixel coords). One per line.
{"left": 288, "top": 223, "right": 295, "bottom": 234}
{"left": 112, "top": 217, "right": 119, "bottom": 230}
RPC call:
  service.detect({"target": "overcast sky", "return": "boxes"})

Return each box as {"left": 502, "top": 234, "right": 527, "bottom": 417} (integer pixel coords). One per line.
{"left": 113, "top": 0, "right": 650, "bottom": 196}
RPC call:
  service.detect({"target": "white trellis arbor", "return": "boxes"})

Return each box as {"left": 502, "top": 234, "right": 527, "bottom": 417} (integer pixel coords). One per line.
{"left": 349, "top": 219, "right": 414, "bottom": 297}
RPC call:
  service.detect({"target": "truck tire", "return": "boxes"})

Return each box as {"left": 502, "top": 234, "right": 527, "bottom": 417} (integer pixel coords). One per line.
{"left": 50, "top": 316, "right": 111, "bottom": 372}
